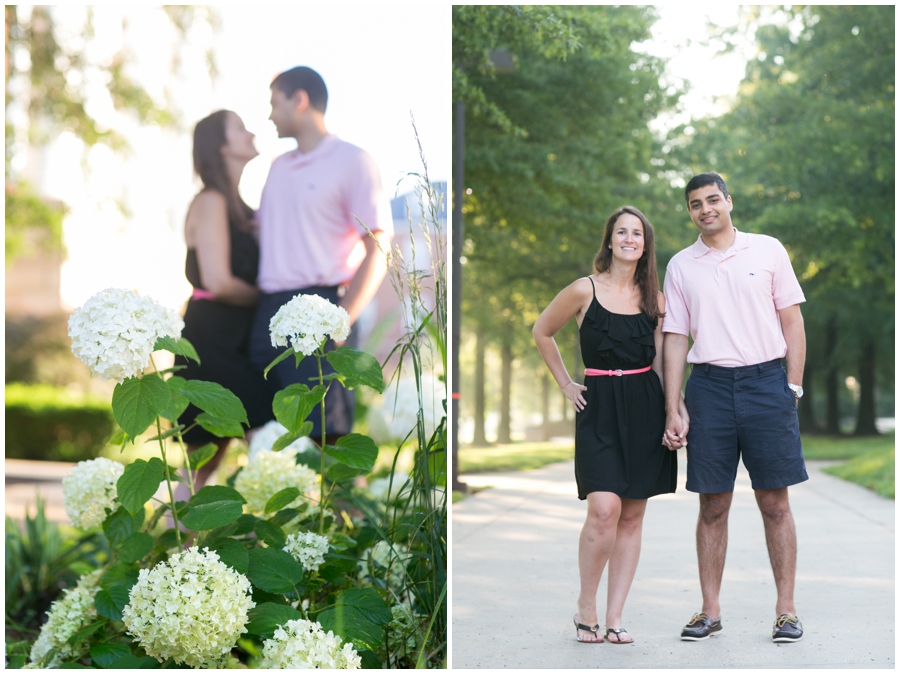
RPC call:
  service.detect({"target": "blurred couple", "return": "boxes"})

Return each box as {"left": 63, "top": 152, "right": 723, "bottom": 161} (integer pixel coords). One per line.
{"left": 178, "top": 66, "right": 393, "bottom": 486}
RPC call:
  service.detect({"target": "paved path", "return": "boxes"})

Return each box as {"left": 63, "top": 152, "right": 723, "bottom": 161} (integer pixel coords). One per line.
{"left": 451, "top": 451, "right": 894, "bottom": 669}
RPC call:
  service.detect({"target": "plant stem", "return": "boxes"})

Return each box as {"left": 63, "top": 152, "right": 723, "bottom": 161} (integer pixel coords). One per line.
{"left": 155, "top": 415, "right": 182, "bottom": 546}
{"left": 317, "top": 349, "right": 326, "bottom": 535}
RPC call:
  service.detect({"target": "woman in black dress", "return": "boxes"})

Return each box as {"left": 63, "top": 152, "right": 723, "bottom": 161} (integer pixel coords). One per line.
{"left": 178, "top": 110, "right": 274, "bottom": 488}
{"left": 533, "top": 206, "right": 686, "bottom": 644}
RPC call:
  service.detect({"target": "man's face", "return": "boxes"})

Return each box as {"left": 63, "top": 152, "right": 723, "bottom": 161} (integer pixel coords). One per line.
{"left": 269, "top": 87, "right": 298, "bottom": 138}
{"left": 686, "top": 183, "right": 733, "bottom": 239}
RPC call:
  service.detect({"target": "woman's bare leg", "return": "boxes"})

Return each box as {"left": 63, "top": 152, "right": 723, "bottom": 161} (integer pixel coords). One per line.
{"left": 576, "top": 491, "right": 622, "bottom": 642}
{"left": 604, "top": 497, "right": 647, "bottom": 642}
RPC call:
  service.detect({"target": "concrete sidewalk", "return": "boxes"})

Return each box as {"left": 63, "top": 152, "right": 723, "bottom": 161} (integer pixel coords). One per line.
{"left": 450, "top": 451, "right": 895, "bottom": 669}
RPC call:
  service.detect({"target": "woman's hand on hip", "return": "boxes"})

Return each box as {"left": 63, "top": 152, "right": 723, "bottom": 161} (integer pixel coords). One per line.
{"left": 562, "top": 381, "right": 588, "bottom": 412}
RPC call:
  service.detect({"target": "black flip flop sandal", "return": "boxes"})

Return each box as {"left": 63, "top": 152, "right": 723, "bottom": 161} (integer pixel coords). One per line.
{"left": 573, "top": 615, "right": 602, "bottom": 643}
{"left": 606, "top": 627, "right": 633, "bottom": 644}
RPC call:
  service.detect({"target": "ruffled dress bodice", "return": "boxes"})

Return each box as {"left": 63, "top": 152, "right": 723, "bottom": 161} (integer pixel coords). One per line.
{"left": 579, "top": 295, "right": 657, "bottom": 370}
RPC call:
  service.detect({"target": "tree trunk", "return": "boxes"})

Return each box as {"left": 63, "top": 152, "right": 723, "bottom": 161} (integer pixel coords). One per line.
{"left": 541, "top": 372, "right": 550, "bottom": 442}
{"left": 853, "top": 337, "right": 879, "bottom": 436}
{"left": 797, "top": 362, "right": 817, "bottom": 433}
{"left": 824, "top": 315, "right": 841, "bottom": 435}
{"left": 472, "top": 324, "right": 489, "bottom": 446}
{"left": 497, "top": 326, "right": 513, "bottom": 444}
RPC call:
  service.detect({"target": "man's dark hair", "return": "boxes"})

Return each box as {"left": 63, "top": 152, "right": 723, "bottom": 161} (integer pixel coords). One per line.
{"left": 271, "top": 66, "right": 328, "bottom": 113}
{"left": 684, "top": 172, "right": 729, "bottom": 203}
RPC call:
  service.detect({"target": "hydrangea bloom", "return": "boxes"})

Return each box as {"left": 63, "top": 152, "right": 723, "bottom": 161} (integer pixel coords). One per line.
{"left": 68, "top": 287, "right": 183, "bottom": 382}
{"left": 358, "top": 540, "right": 409, "bottom": 594}
{"left": 367, "top": 372, "right": 442, "bottom": 444}
{"left": 122, "top": 547, "right": 254, "bottom": 668}
{"left": 283, "top": 531, "right": 330, "bottom": 572}
{"left": 248, "top": 420, "right": 316, "bottom": 463}
{"left": 28, "top": 570, "right": 103, "bottom": 668}
{"left": 269, "top": 293, "right": 350, "bottom": 356}
{"left": 62, "top": 457, "right": 125, "bottom": 529}
{"left": 258, "top": 619, "right": 361, "bottom": 669}
{"left": 234, "top": 448, "right": 318, "bottom": 515}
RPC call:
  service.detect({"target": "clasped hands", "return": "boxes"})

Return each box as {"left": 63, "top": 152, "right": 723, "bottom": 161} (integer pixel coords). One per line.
{"left": 663, "top": 401, "right": 690, "bottom": 451}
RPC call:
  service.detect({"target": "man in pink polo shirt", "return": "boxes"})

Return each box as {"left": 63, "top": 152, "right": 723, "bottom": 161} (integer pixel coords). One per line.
{"left": 662, "top": 173, "right": 807, "bottom": 644}
{"left": 248, "top": 66, "right": 393, "bottom": 443}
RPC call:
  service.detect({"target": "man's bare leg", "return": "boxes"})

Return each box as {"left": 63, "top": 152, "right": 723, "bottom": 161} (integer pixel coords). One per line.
{"left": 697, "top": 491, "right": 733, "bottom": 619}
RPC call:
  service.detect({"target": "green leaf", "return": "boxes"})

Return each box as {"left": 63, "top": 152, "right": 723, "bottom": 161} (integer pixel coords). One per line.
{"left": 118, "top": 532, "right": 154, "bottom": 563}
{"left": 190, "top": 485, "right": 247, "bottom": 506}
{"left": 327, "top": 462, "right": 364, "bottom": 483}
{"left": 271, "top": 423, "right": 314, "bottom": 452}
{"left": 324, "top": 434, "right": 379, "bottom": 472}
{"left": 154, "top": 335, "right": 200, "bottom": 365}
{"left": 66, "top": 619, "right": 106, "bottom": 645}
{"left": 160, "top": 376, "right": 190, "bottom": 422}
{"left": 146, "top": 425, "right": 185, "bottom": 442}
{"left": 268, "top": 507, "right": 304, "bottom": 527}
{"left": 196, "top": 413, "right": 245, "bottom": 438}
{"left": 318, "top": 606, "right": 384, "bottom": 652}
{"left": 187, "top": 442, "right": 219, "bottom": 470}
{"left": 326, "top": 347, "right": 385, "bottom": 392}
{"left": 116, "top": 458, "right": 165, "bottom": 516}
{"left": 254, "top": 519, "right": 286, "bottom": 548}
{"left": 90, "top": 643, "right": 132, "bottom": 668}
{"left": 245, "top": 603, "right": 304, "bottom": 639}
{"left": 273, "top": 384, "right": 326, "bottom": 434}
{"left": 232, "top": 514, "right": 258, "bottom": 536}
{"left": 109, "top": 654, "right": 160, "bottom": 668}
{"left": 265, "top": 488, "right": 301, "bottom": 514}
{"left": 334, "top": 587, "right": 392, "bottom": 625}
{"left": 329, "top": 532, "right": 357, "bottom": 551}
{"left": 178, "top": 380, "right": 248, "bottom": 425}
{"left": 206, "top": 538, "right": 249, "bottom": 574}
{"left": 111, "top": 375, "right": 170, "bottom": 438}
{"left": 94, "top": 590, "right": 122, "bottom": 621}
{"left": 263, "top": 346, "right": 298, "bottom": 379}
{"left": 181, "top": 500, "right": 243, "bottom": 532}
{"left": 247, "top": 546, "right": 305, "bottom": 593}
{"left": 154, "top": 529, "right": 180, "bottom": 551}
{"left": 103, "top": 506, "right": 145, "bottom": 547}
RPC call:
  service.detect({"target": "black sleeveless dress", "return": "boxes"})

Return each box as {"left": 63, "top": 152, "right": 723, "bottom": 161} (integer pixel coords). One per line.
{"left": 574, "top": 278, "right": 677, "bottom": 500}
{"left": 178, "top": 207, "right": 274, "bottom": 444}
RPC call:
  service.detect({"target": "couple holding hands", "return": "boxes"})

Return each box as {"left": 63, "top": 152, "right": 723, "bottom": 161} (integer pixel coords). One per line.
{"left": 534, "top": 172, "right": 807, "bottom": 645}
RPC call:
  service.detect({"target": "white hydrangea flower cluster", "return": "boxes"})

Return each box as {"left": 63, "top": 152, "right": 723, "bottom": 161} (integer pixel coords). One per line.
{"left": 248, "top": 420, "right": 316, "bottom": 463}
{"left": 234, "top": 448, "right": 318, "bottom": 516}
{"left": 282, "top": 531, "right": 330, "bottom": 572}
{"left": 68, "top": 287, "right": 183, "bottom": 382}
{"left": 62, "top": 457, "right": 125, "bottom": 529}
{"left": 269, "top": 293, "right": 350, "bottom": 356}
{"left": 28, "top": 570, "right": 103, "bottom": 668}
{"left": 258, "top": 619, "right": 361, "bottom": 669}
{"left": 367, "top": 372, "right": 442, "bottom": 444}
{"left": 358, "top": 540, "right": 409, "bottom": 594}
{"left": 121, "top": 547, "right": 255, "bottom": 668}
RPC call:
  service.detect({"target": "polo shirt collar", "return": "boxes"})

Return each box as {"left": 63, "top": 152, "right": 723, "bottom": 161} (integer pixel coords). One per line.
{"left": 285, "top": 133, "right": 339, "bottom": 167}
{"left": 691, "top": 227, "right": 750, "bottom": 257}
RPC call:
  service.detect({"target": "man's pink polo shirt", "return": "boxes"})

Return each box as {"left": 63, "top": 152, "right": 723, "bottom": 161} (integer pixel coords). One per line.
{"left": 257, "top": 134, "right": 393, "bottom": 293}
{"left": 662, "top": 229, "right": 805, "bottom": 367}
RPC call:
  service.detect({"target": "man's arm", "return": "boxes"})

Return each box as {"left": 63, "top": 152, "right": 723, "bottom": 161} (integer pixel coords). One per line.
{"left": 779, "top": 303, "right": 806, "bottom": 403}
{"left": 340, "top": 231, "right": 391, "bottom": 325}
{"left": 663, "top": 333, "right": 690, "bottom": 448}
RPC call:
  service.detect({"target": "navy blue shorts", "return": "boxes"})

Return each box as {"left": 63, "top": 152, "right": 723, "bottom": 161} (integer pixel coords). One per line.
{"left": 684, "top": 359, "right": 807, "bottom": 493}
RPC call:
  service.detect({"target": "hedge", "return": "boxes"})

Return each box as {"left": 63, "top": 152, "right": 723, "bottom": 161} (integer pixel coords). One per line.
{"left": 6, "top": 383, "right": 115, "bottom": 462}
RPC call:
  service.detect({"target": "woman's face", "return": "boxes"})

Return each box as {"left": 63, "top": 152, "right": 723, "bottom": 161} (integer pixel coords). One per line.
{"left": 221, "top": 112, "right": 258, "bottom": 162}
{"left": 609, "top": 213, "right": 645, "bottom": 263}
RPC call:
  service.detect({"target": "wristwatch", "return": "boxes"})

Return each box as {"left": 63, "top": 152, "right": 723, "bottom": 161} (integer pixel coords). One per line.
{"left": 788, "top": 383, "right": 803, "bottom": 399}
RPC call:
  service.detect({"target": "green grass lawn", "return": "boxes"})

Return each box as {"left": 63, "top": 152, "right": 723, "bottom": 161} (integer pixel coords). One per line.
{"left": 457, "top": 433, "right": 895, "bottom": 499}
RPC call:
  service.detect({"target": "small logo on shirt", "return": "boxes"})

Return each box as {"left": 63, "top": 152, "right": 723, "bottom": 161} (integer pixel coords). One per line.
{"left": 748, "top": 272, "right": 756, "bottom": 276}
{"left": 308, "top": 183, "right": 316, "bottom": 190}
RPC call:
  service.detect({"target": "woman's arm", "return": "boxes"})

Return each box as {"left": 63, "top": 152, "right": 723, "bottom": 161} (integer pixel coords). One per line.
{"left": 187, "top": 191, "right": 259, "bottom": 307}
{"left": 651, "top": 291, "right": 666, "bottom": 383}
{"left": 533, "top": 278, "right": 591, "bottom": 412}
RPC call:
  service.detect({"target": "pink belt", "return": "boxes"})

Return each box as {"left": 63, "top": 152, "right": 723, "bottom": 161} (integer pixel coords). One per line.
{"left": 584, "top": 366, "right": 651, "bottom": 377}
{"left": 191, "top": 288, "right": 215, "bottom": 301}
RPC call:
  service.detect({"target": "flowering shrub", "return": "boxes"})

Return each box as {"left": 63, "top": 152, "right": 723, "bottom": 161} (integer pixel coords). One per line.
{"left": 61, "top": 457, "right": 125, "bottom": 529}
{"left": 269, "top": 293, "right": 350, "bottom": 356}
{"left": 26, "top": 570, "right": 103, "bottom": 668}
{"left": 122, "top": 547, "right": 255, "bottom": 668}
{"left": 367, "top": 372, "right": 441, "bottom": 444}
{"left": 234, "top": 447, "right": 318, "bottom": 516}
{"left": 67, "top": 287, "right": 183, "bottom": 382}
{"left": 257, "top": 618, "right": 361, "bottom": 669}
{"left": 248, "top": 419, "right": 315, "bottom": 461}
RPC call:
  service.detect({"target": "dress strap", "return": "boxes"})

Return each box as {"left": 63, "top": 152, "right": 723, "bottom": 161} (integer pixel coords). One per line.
{"left": 588, "top": 276, "right": 595, "bottom": 292}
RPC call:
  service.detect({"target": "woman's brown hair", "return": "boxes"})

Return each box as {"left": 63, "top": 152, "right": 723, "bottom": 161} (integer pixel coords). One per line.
{"left": 592, "top": 205, "right": 664, "bottom": 320}
{"left": 192, "top": 110, "right": 253, "bottom": 231}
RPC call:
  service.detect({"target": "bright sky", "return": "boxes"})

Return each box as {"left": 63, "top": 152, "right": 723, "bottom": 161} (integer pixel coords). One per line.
{"left": 23, "top": 5, "right": 449, "bottom": 310}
